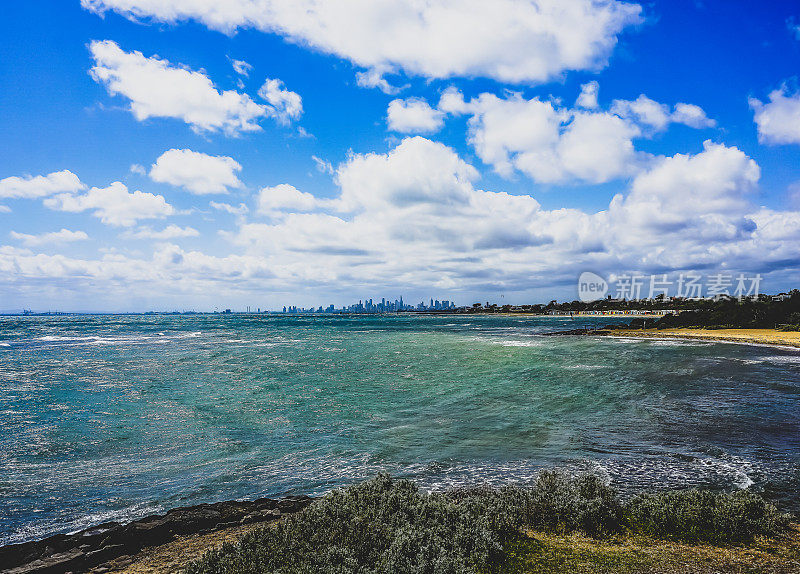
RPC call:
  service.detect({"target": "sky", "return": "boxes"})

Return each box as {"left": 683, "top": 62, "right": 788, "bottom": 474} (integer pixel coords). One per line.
{"left": 1, "top": 0, "right": 800, "bottom": 312}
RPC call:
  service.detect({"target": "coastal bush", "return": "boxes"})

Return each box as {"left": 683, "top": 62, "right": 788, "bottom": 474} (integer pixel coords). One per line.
{"left": 524, "top": 470, "right": 624, "bottom": 536}
{"left": 185, "top": 474, "right": 509, "bottom": 574}
{"left": 651, "top": 292, "right": 800, "bottom": 330}
{"left": 625, "top": 489, "right": 790, "bottom": 544}
{"left": 186, "top": 474, "right": 791, "bottom": 573}
{"left": 779, "top": 312, "right": 800, "bottom": 331}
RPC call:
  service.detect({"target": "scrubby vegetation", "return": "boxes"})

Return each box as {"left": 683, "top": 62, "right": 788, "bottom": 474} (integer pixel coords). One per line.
{"left": 185, "top": 472, "right": 792, "bottom": 574}
{"left": 627, "top": 489, "right": 789, "bottom": 544}
{"left": 649, "top": 291, "right": 800, "bottom": 329}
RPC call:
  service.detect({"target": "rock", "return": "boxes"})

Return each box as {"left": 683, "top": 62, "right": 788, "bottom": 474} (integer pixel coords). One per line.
{"left": 0, "top": 495, "right": 314, "bottom": 574}
{"left": 3, "top": 549, "right": 86, "bottom": 574}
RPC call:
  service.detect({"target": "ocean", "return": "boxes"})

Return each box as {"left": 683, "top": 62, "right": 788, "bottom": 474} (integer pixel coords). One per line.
{"left": 1, "top": 313, "right": 798, "bottom": 545}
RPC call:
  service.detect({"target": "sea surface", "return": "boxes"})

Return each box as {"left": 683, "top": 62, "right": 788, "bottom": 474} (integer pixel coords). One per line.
{"left": 1, "top": 313, "right": 799, "bottom": 545}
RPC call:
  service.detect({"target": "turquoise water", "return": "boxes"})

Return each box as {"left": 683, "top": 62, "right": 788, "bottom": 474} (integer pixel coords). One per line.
{"left": 1, "top": 314, "right": 799, "bottom": 545}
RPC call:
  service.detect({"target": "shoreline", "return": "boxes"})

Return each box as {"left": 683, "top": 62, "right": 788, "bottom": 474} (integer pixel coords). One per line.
{"left": 4, "top": 481, "right": 799, "bottom": 574}
{"left": 599, "top": 328, "right": 800, "bottom": 350}
{"left": 0, "top": 495, "right": 313, "bottom": 574}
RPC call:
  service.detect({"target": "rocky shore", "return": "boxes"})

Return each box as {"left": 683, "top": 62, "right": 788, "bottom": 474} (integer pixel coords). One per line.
{"left": 0, "top": 495, "right": 313, "bottom": 574}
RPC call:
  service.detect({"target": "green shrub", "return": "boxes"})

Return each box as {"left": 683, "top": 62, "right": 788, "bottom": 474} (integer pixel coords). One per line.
{"left": 524, "top": 470, "right": 624, "bottom": 536}
{"left": 186, "top": 474, "right": 792, "bottom": 573}
{"left": 185, "top": 474, "right": 508, "bottom": 574}
{"left": 626, "top": 489, "right": 790, "bottom": 544}
{"left": 779, "top": 312, "right": 800, "bottom": 331}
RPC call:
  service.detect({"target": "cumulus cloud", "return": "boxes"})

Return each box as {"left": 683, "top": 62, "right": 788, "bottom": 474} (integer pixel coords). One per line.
{"left": 672, "top": 102, "right": 717, "bottom": 129}
{"left": 575, "top": 81, "right": 599, "bottom": 109}
{"left": 611, "top": 95, "right": 715, "bottom": 131}
{"left": 89, "top": 40, "right": 267, "bottom": 135}
{"left": 439, "top": 89, "right": 640, "bottom": 183}
{"left": 81, "top": 0, "right": 643, "bottom": 85}
{"left": 607, "top": 140, "right": 760, "bottom": 251}
{"left": 387, "top": 98, "right": 445, "bottom": 133}
{"left": 258, "top": 78, "right": 302, "bottom": 125}
{"left": 211, "top": 201, "right": 249, "bottom": 216}
{"left": 257, "top": 184, "right": 322, "bottom": 215}
{"left": 44, "top": 181, "right": 174, "bottom": 226}
{"left": 125, "top": 224, "right": 200, "bottom": 240}
{"left": 750, "top": 84, "right": 800, "bottom": 145}
{"left": 221, "top": 137, "right": 794, "bottom": 296}
{"left": 149, "top": 149, "right": 243, "bottom": 194}
{"left": 0, "top": 170, "right": 85, "bottom": 199}
{"left": 10, "top": 229, "right": 89, "bottom": 247}
{"left": 4, "top": 137, "right": 800, "bottom": 307}
{"left": 425, "top": 87, "right": 715, "bottom": 184}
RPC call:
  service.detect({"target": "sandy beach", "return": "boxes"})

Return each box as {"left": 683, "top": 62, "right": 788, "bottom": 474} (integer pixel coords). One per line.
{"left": 608, "top": 328, "right": 800, "bottom": 349}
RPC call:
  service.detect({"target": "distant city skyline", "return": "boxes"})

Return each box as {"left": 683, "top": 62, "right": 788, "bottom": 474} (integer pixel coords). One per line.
{"left": 280, "top": 297, "right": 456, "bottom": 314}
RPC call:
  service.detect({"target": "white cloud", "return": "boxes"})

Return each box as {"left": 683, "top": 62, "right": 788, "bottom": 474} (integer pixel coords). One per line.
{"left": 258, "top": 78, "right": 302, "bottom": 125}
{"left": 430, "top": 87, "right": 715, "bottom": 184}
{"left": 89, "top": 40, "right": 267, "bottom": 135}
{"left": 576, "top": 81, "right": 599, "bottom": 109}
{"left": 257, "top": 184, "right": 322, "bottom": 215}
{"left": 441, "top": 90, "right": 639, "bottom": 183}
{"left": 225, "top": 137, "right": 786, "bottom": 295}
{"left": 130, "top": 163, "right": 147, "bottom": 175}
{"left": 0, "top": 170, "right": 85, "bottom": 199}
{"left": 5, "top": 137, "right": 800, "bottom": 307}
{"left": 387, "top": 98, "right": 445, "bottom": 133}
{"left": 355, "top": 67, "right": 403, "bottom": 95}
{"left": 125, "top": 224, "right": 200, "bottom": 239}
{"left": 231, "top": 58, "right": 252, "bottom": 77}
{"left": 312, "top": 155, "right": 334, "bottom": 175}
{"left": 211, "top": 201, "right": 249, "bottom": 216}
{"left": 611, "top": 95, "right": 715, "bottom": 131}
{"left": 611, "top": 95, "right": 671, "bottom": 130}
{"left": 672, "top": 102, "right": 716, "bottom": 129}
{"left": 0, "top": 205, "right": 10, "bottom": 213}
{"left": 516, "top": 110, "right": 641, "bottom": 184}
{"left": 44, "top": 181, "right": 174, "bottom": 226}
{"left": 149, "top": 149, "right": 243, "bottom": 194}
{"left": 334, "top": 136, "right": 480, "bottom": 212}
{"left": 608, "top": 140, "right": 760, "bottom": 245}
{"left": 750, "top": 85, "right": 800, "bottom": 145}
{"left": 82, "top": 0, "right": 643, "bottom": 85}
{"left": 10, "top": 229, "right": 89, "bottom": 247}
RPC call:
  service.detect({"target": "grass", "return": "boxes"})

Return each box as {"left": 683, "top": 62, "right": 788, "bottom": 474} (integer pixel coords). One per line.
{"left": 185, "top": 472, "right": 794, "bottom": 574}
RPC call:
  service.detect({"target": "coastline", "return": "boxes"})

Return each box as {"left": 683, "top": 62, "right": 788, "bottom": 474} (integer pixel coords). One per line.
{"left": 0, "top": 496, "right": 313, "bottom": 574}
{"left": 3, "top": 480, "right": 799, "bottom": 574}
{"left": 601, "top": 328, "right": 800, "bottom": 349}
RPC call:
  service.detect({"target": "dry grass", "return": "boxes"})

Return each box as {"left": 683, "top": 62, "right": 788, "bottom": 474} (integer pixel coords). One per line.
{"left": 87, "top": 522, "right": 274, "bottom": 574}
{"left": 88, "top": 522, "right": 800, "bottom": 574}
{"left": 504, "top": 523, "right": 800, "bottom": 573}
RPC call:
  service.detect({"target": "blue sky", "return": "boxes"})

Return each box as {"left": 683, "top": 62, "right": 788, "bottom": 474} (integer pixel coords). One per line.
{"left": 1, "top": 1, "right": 800, "bottom": 311}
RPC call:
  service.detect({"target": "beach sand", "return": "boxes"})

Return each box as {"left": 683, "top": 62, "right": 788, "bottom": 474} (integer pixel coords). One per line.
{"left": 609, "top": 328, "right": 800, "bottom": 349}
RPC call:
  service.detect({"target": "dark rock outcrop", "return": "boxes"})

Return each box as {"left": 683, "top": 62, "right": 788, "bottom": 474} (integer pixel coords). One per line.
{"left": 0, "top": 495, "right": 313, "bottom": 574}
